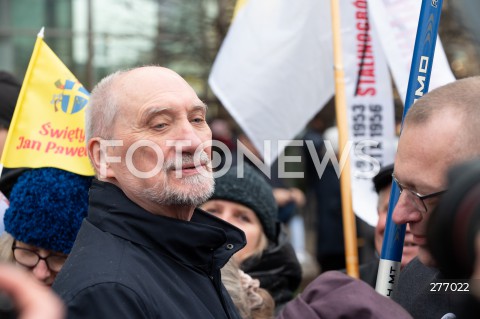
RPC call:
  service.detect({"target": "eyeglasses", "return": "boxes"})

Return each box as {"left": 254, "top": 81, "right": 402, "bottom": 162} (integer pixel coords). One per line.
{"left": 12, "top": 246, "right": 67, "bottom": 273}
{"left": 392, "top": 173, "right": 447, "bottom": 213}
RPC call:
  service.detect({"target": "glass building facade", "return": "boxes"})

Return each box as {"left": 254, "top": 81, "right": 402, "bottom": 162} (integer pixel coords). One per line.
{"left": 1, "top": 0, "right": 478, "bottom": 109}
{"left": 0, "top": 0, "right": 220, "bottom": 97}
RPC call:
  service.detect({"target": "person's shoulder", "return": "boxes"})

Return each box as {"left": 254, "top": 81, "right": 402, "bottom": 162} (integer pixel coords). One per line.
{"left": 399, "top": 257, "right": 439, "bottom": 283}
{"left": 392, "top": 257, "right": 440, "bottom": 305}
{"left": 392, "top": 258, "right": 462, "bottom": 318}
{"left": 53, "top": 220, "right": 139, "bottom": 294}
{"left": 53, "top": 235, "right": 161, "bottom": 316}
{"left": 393, "top": 257, "right": 439, "bottom": 300}
{"left": 278, "top": 271, "right": 412, "bottom": 319}
{"left": 58, "top": 282, "right": 153, "bottom": 319}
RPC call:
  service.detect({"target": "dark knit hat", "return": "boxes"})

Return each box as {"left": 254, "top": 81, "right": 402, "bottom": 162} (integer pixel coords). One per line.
{"left": 210, "top": 164, "right": 278, "bottom": 241}
{"left": 0, "top": 71, "right": 21, "bottom": 129}
{"left": 3, "top": 168, "right": 92, "bottom": 254}
{"left": 372, "top": 164, "right": 394, "bottom": 194}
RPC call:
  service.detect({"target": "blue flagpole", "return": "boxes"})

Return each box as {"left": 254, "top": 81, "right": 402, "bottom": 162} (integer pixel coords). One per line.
{"left": 375, "top": 0, "right": 444, "bottom": 297}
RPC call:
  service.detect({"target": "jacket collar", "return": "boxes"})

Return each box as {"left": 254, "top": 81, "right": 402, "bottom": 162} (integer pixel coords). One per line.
{"left": 87, "top": 180, "right": 246, "bottom": 272}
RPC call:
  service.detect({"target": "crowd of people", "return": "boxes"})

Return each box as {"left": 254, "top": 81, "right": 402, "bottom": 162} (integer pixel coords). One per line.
{"left": 0, "top": 66, "right": 480, "bottom": 319}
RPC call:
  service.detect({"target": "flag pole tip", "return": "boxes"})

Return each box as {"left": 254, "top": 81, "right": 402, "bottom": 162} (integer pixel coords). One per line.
{"left": 38, "top": 27, "right": 45, "bottom": 38}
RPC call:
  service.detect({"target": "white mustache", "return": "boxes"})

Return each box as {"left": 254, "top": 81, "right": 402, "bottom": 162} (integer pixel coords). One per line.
{"left": 164, "top": 152, "right": 210, "bottom": 171}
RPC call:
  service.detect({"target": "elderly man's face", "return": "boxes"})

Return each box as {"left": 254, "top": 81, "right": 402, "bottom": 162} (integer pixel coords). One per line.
{"left": 104, "top": 67, "right": 213, "bottom": 215}
{"left": 392, "top": 109, "right": 464, "bottom": 266}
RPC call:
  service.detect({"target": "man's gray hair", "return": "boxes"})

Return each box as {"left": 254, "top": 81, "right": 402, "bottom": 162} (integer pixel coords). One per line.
{"left": 85, "top": 70, "right": 128, "bottom": 142}
{"left": 405, "top": 76, "right": 480, "bottom": 156}
{"left": 405, "top": 76, "right": 480, "bottom": 124}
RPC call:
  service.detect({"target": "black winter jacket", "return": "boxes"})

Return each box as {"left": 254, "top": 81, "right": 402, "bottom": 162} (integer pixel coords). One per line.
{"left": 53, "top": 180, "right": 246, "bottom": 319}
{"left": 241, "top": 226, "right": 302, "bottom": 313}
{"left": 391, "top": 257, "right": 465, "bottom": 319}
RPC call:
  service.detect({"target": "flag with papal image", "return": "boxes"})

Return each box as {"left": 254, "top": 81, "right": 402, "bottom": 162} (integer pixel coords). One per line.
{"left": 0, "top": 28, "right": 94, "bottom": 176}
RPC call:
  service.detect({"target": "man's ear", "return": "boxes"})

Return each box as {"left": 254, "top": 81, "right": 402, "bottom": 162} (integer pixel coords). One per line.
{"left": 87, "top": 137, "right": 119, "bottom": 179}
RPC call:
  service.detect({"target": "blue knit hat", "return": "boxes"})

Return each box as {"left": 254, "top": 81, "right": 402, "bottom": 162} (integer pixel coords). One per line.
{"left": 3, "top": 168, "right": 92, "bottom": 254}
{"left": 209, "top": 164, "right": 278, "bottom": 241}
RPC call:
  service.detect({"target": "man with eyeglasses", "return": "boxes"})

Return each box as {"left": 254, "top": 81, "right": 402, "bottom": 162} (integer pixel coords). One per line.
{"left": 390, "top": 76, "right": 480, "bottom": 318}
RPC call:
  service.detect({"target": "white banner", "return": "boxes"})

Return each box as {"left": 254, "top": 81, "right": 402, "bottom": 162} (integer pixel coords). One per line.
{"left": 341, "top": 0, "right": 397, "bottom": 226}
{"left": 369, "top": 0, "right": 456, "bottom": 103}
{"left": 209, "top": 0, "right": 453, "bottom": 226}
{"left": 209, "top": 0, "right": 334, "bottom": 165}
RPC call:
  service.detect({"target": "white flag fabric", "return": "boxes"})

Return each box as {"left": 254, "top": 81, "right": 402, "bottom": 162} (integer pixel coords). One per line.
{"left": 209, "top": 0, "right": 454, "bottom": 226}
{"left": 340, "top": 0, "right": 397, "bottom": 226}
{"left": 369, "top": 0, "right": 456, "bottom": 103}
{"left": 209, "top": 0, "right": 334, "bottom": 165}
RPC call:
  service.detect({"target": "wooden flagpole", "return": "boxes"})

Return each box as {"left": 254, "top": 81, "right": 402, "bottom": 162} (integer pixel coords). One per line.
{"left": 330, "top": 0, "right": 359, "bottom": 278}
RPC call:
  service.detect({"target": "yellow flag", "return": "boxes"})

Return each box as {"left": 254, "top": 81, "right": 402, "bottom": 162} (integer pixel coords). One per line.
{"left": 1, "top": 29, "right": 94, "bottom": 176}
